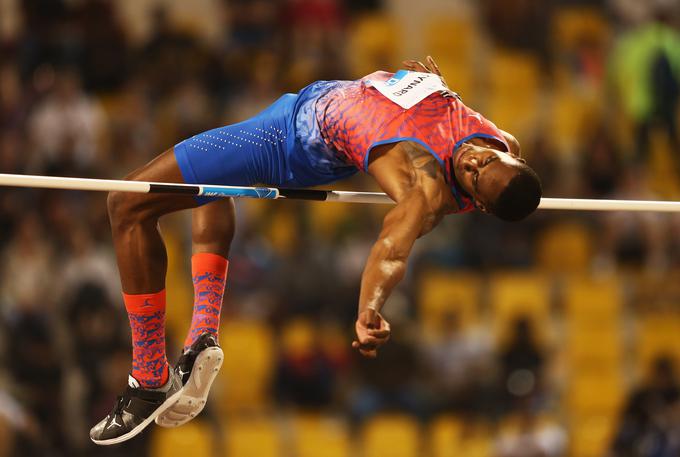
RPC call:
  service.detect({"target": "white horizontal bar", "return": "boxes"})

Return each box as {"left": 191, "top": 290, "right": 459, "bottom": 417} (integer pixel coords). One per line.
{"left": 327, "top": 191, "right": 394, "bottom": 204}
{"left": 538, "top": 197, "right": 680, "bottom": 212}
{"left": 2, "top": 173, "right": 680, "bottom": 212}
{"left": 0, "top": 173, "right": 152, "bottom": 193}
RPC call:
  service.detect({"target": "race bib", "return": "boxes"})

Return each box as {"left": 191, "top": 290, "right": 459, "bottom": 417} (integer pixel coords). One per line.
{"left": 367, "top": 70, "right": 448, "bottom": 109}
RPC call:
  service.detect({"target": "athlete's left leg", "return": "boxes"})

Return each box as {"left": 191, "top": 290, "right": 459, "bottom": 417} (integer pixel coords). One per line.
{"left": 155, "top": 198, "right": 235, "bottom": 427}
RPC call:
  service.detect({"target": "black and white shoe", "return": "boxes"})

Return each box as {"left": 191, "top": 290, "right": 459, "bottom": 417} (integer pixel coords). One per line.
{"left": 90, "top": 370, "right": 182, "bottom": 445}
{"left": 155, "top": 332, "right": 223, "bottom": 428}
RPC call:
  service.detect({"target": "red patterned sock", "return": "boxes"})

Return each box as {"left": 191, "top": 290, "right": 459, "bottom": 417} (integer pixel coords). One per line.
{"left": 184, "top": 253, "right": 228, "bottom": 350}
{"left": 123, "top": 289, "right": 169, "bottom": 388}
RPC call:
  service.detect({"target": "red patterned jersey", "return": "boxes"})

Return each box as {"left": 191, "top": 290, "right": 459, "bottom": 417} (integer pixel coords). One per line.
{"left": 316, "top": 71, "right": 510, "bottom": 213}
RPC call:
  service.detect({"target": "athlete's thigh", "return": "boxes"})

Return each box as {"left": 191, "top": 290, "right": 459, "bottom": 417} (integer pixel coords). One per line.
{"left": 173, "top": 95, "right": 297, "bottom": 206}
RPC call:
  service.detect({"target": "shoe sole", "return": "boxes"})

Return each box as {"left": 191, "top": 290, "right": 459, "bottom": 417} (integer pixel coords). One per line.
{"left": 155, "top": 346, "right": 224, "bottom": 428}
{"left": 90, "top": 387, "right": 183, "bottom": 446}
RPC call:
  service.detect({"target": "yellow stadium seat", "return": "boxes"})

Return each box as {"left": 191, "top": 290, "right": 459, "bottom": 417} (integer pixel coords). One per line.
{"left": 485, "top": 51, "right": 541, "bottom": 136}
{"left": 291, "top": 414, "right": 350, "bottom": 457}
{"left": 281, "top": 318, "right": 315, "bottom": 356}
{"left": 565, "top": 375, "right": 624, "bottom": 417}
{"left": 423, "top": 17, "right": 478, "bottom": 99}
{"left": 361, "top": 414, "right": 421, "bottom": 457}
{"left": 569, "top": 414, "right": 616, "bottom": 457}
{"left": 552, "top": 7, "right": 611, "bottom": 53}
{"left": 563, "top": 276, "right": 622, "bottom": 328}
{"left": 454, "top": 423, "right": 493, "bottom": 457}
{"left": 536, "top": 222, "right": 593, "bottom": 273}
{"left": 267, "top": 207, "right": 299, "bottom": 256}
{"left": 488, "top": 272, "right": 552, "bottom": 346}
{"left": 564, "top": 327, "right": 622, "bottom": 373}
{"left": 636, "top": 313, "right": 680, "bottom": 370}
{"left": 430, "top": 415, "right": 463, "bottom": 457}
{"left": 418, "top": 270, "right": 481, "bottom": 338}
{"left": 348, "top": 14, "right": 400, "bottom": 78}
{"left": 225, "top": 418, "right": 281, "bottom": 457}
{"left": 163, "top": 225, "right": 194, "bottom": 348}
{"left": 150, "top": 421, "right": 214, "bottom": 457}
{"left": 308, "top": 202, "right": 351, "bottom": 239}
{"left": 548, "top": 79, "right": 602, "bottom": 153}
{"left": 219, "top": 320, "right": 274, "bottom": 413}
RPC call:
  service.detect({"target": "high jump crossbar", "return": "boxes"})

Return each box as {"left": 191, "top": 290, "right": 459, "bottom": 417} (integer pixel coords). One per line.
{"left": 1, "top": 173, "right": 680, "bottom": 212}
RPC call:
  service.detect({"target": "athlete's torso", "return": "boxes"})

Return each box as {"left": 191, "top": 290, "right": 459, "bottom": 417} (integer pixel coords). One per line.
{"left": 311, "top": 71, "right": 510, "bottom": 213}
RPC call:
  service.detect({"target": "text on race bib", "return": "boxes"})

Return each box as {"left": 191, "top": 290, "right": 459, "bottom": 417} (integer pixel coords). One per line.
{"left": 367, "top": 70, "right": 448, "bottom": 109}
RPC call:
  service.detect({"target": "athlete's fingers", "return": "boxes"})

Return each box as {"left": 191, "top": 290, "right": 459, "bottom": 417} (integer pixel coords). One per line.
{"left": 426, "top": 55, "right": 442, "bottom": 76}
{"left": 352, "top": 340, "right": 378, "bottom": 358}
{"left": 402, "top": 61, "right": 422, "bottom": 73}
{"left": 367, "top": 328, "right": 390, "bottom": 339}
{"left": 357, "top": 335, "right": 379, "bottom": 348}
{"left": 368, "top": 335, "right": 389, "bottom": 347}
{"left": 352, "top": 341, "right": 378, "bottom": 358}
{"left": 403, "top": 60, "right": 429, "bottom": 73}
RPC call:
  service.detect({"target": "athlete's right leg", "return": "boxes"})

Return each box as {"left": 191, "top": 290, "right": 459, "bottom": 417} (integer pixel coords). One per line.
{"left": 91, "top": 148, "right": 198, "bottom": 445}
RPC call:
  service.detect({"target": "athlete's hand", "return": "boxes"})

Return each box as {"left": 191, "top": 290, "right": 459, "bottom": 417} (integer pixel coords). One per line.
{"left": 402, "top": 56, "right": 458, "bottom": 99}
{"left": 402, "top": 55, "right": 447, "bottom": 85}
{"left": 352, "top": 309, "right": 391, "bottom": 358}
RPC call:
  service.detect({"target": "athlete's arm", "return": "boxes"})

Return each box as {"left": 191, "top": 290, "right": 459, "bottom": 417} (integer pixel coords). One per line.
{"left": 352, "top": 141, "right": 454, "bottom": 358}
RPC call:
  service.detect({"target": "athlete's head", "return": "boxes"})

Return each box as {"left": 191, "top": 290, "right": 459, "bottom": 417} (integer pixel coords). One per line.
{"left": 453, "top": 143, "right": 542, "bottom": 221}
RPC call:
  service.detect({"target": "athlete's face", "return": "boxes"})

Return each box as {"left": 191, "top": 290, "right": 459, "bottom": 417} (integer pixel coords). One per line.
{"left": 453, "top": 143, "right": 525, "bottom": 212}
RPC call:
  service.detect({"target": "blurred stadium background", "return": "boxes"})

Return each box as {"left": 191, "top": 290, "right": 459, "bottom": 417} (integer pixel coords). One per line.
{"left": 1, "top": 0, "right": 680, "bottom": 456}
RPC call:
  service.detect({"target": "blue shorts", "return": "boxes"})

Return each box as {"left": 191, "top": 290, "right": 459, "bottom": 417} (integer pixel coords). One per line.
{"left": 174, "top": 81, "right": 358, "bottom": 205}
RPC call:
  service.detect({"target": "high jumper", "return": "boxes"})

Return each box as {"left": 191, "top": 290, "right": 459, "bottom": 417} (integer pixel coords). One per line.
{"left": 78, "top": 56, "right": 542, "bottom": 445}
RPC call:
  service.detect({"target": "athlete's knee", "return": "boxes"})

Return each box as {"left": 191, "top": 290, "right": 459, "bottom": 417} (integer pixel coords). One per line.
{"left": 192, "top": 199, "right": 236, "bottom": 255}
{"left": 107, "top": 189, "right": 155, "bottom": 230}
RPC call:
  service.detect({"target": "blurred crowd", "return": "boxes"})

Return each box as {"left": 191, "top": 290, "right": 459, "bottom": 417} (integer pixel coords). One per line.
{"left": 0, "top": 0, "right": 680, "bottom": 456}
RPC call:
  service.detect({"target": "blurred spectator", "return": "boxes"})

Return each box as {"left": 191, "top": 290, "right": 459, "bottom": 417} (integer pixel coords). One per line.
{"left": 609, "top": 5, "right": 680, "bottom": 172}
{"left": 610, "top": 354, "right": 680, "bottom": 457}
{"left": 349, "top": 306, "right": 429, "bottom": 422}
{"left": 581, "top": 123, "right": 623, "bottom": 198}
{"left": 345, "top": 0, "right": 383, "bottom": 14}
{"left": 499, "top": 316, "right": 546, "bottom": 412}
{"left": 226, "top": 0, "right": 281, "bottom": 53}
{"left": 461, "top": 212, "right": 539, "bottom": 268}
{"left": 283, "top": 0, "right": 345, "bottom": 62}
{"left": 495, "top": 409, "right": 567, "bottom": 457}
{"left": 596, "top": 168, "right": 667, "bottom": 271}
{"left": 482, "top": 0, "right": 554, "bottom": 66}
{"left": 59, "top": 225, "right": 119, "bottom": 303}
{"left": 5, "top": 311, "right": 63, "bottom": 453}
{"left": 223, "top": 51, "right": 282, "bottom": 123}
{"left": 275, "top": 319, "right": 337, "bottom": 409}
{"left": 421, "top": 309, "right": 495, "bottom": 414}
{"left": 0, "top": 212, "right": 54, "bottom": 314}
{"left": 0, "top": 64, "right": 31, "bottom": 134}
{"left": 75, "top": 0, "right": 129, "bottom": 92}
{"left": 0, "top": 389, "right": 40, "bottom": 457}
{"left": 28, "top": 68, "right": 106, "bottom": 174}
